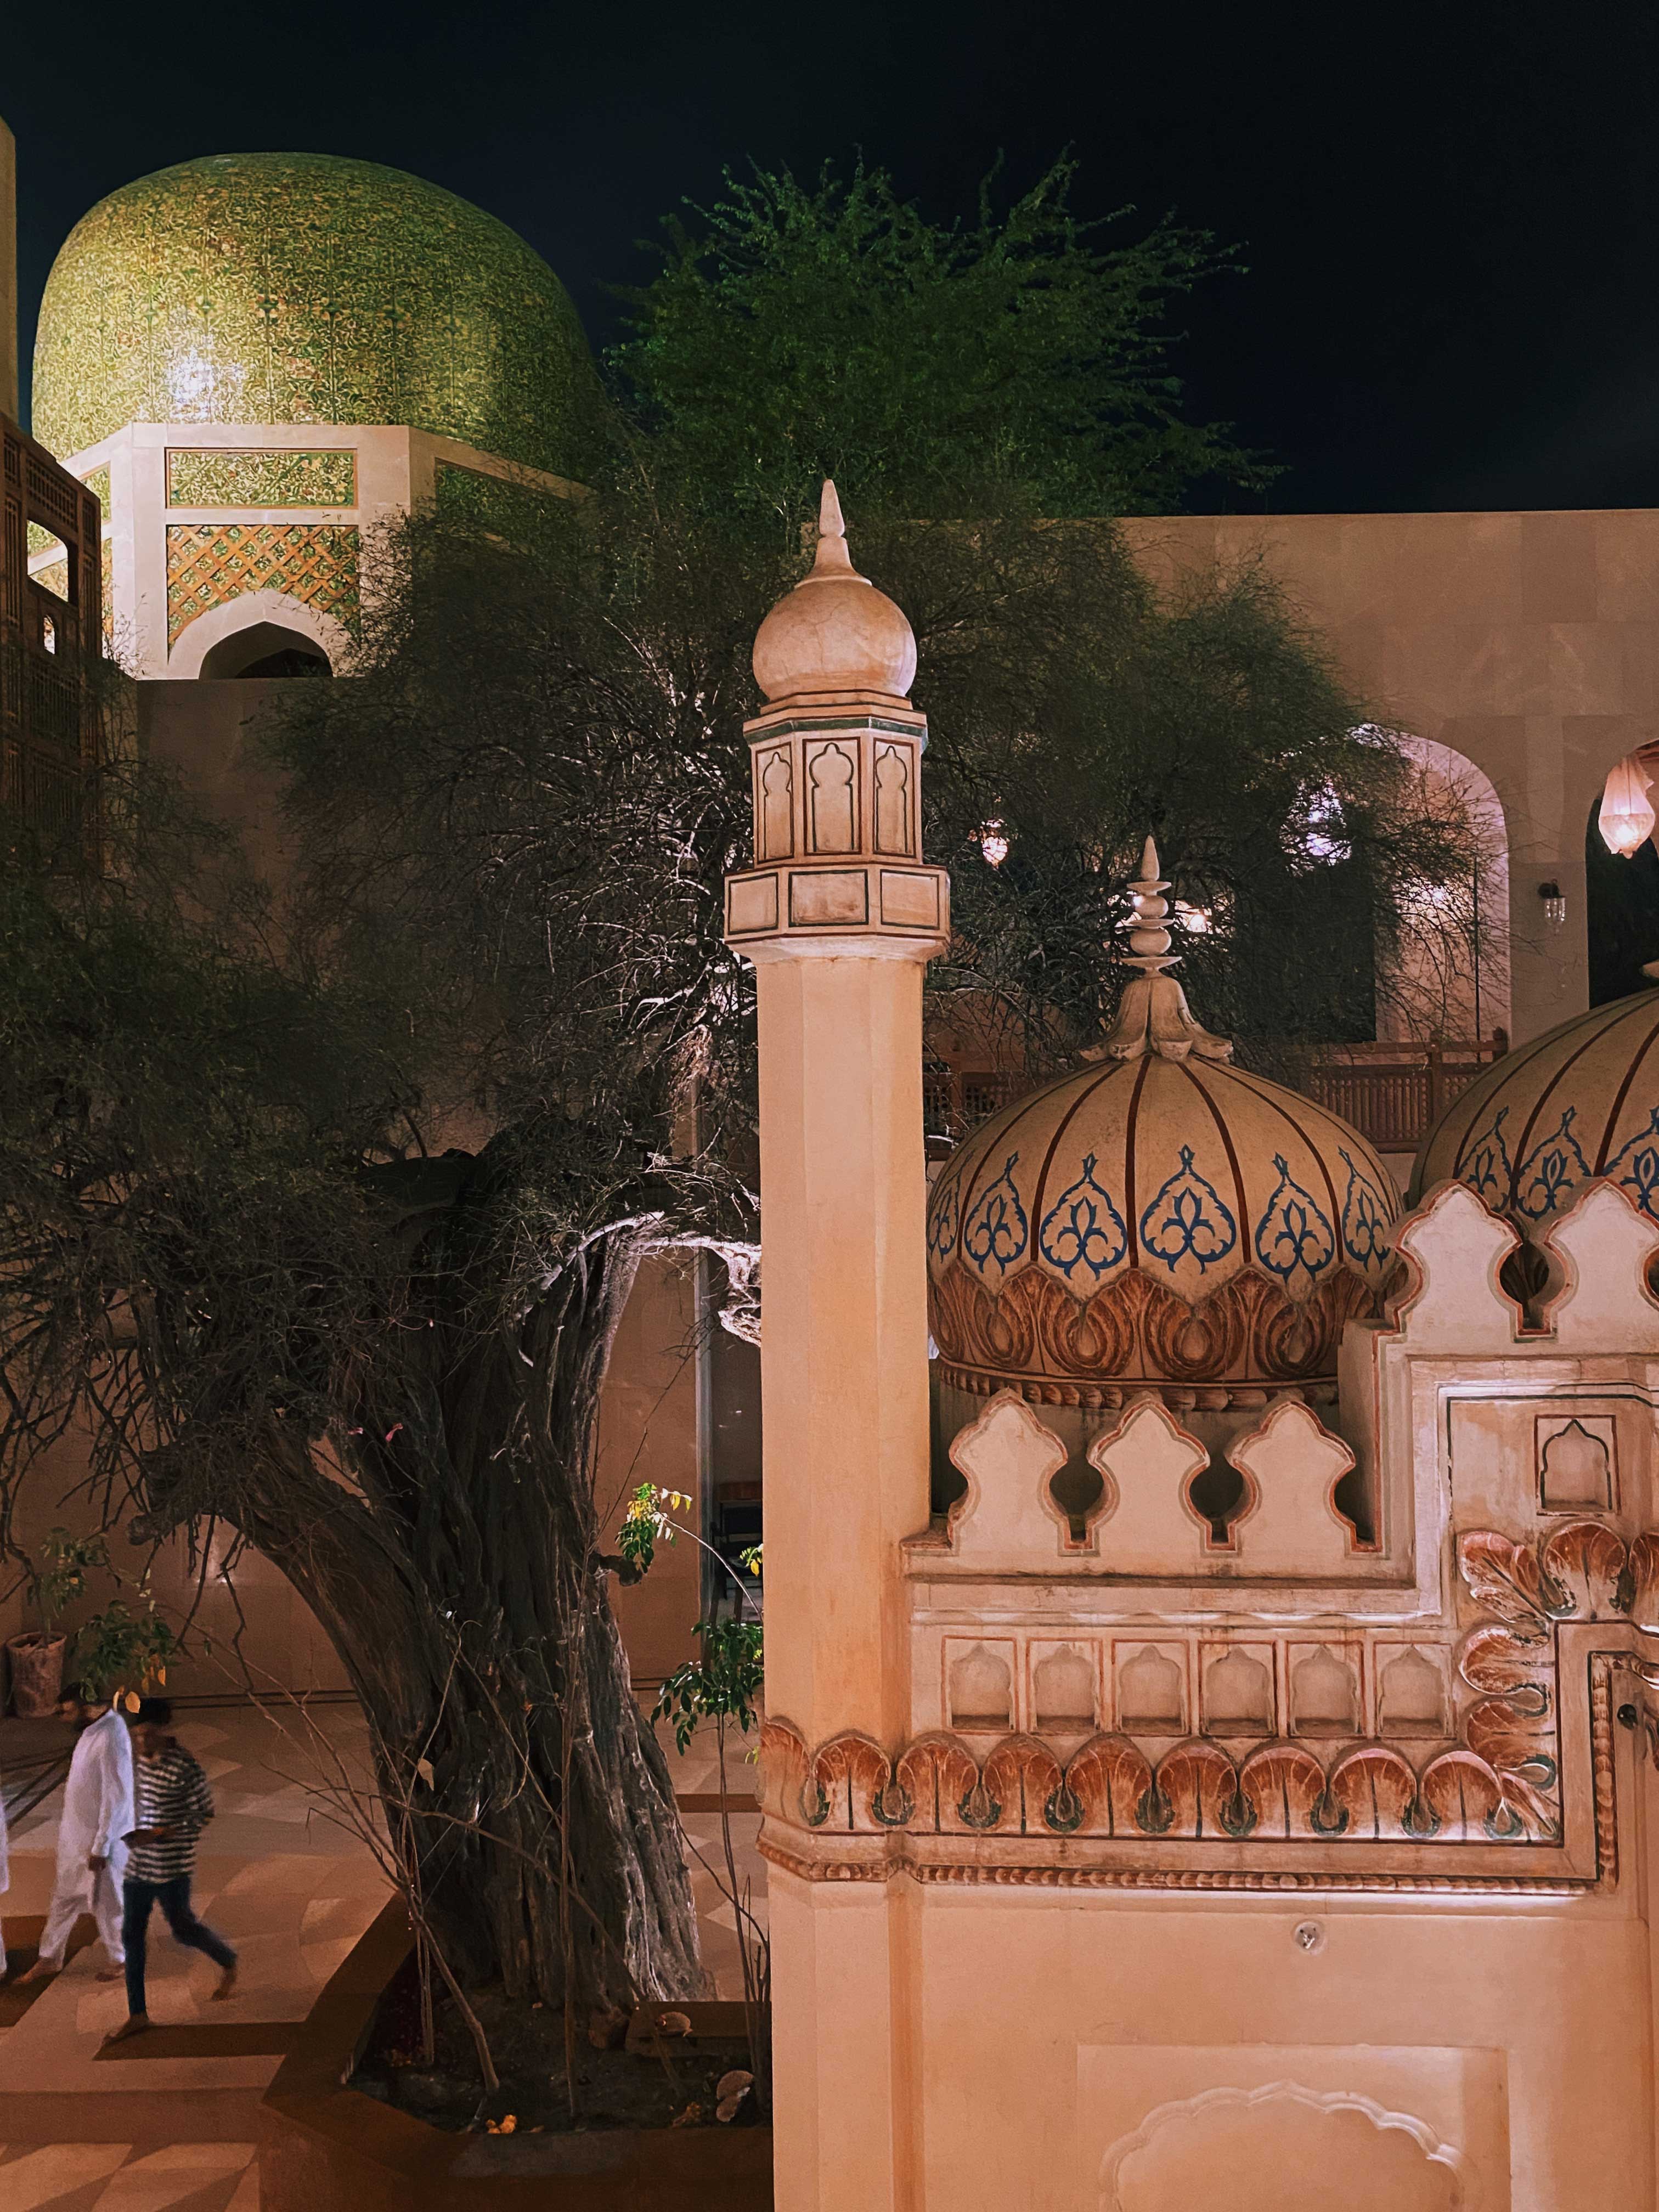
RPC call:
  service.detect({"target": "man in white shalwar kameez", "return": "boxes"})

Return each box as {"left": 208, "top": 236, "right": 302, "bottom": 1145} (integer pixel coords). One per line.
{"left": 21, "top": 1682, "right": 134, "bottom": 1982}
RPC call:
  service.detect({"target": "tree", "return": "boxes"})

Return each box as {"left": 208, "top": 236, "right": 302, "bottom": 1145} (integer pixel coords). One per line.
{"left": 612, "top": 156, "right": 1273, "bottom": 526}
{"left": 0, "top": 154, "right": 1476, "bottom": 2046}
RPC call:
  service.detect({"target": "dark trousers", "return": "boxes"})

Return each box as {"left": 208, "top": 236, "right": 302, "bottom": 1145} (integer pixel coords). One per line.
{"left": 122, "top": 1874, "right": 236, "bottom": 2017}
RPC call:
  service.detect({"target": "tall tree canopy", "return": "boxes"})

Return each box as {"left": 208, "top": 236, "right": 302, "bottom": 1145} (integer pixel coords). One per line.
{"left": 0, "top": 156, "right": 1475, "bottom": 2036}
{"left": 611, "top": 157, "right": 1272, "bottom": 523}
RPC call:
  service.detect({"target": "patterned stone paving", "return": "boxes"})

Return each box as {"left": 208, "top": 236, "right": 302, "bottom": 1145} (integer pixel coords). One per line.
{"left": 0, "top": 1699, "right": 764, "bottom": 2205}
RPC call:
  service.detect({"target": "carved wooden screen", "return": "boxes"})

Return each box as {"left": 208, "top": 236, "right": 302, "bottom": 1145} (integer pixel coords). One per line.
{"left": 0, "top": 414, "right": 101, "bottom": 852}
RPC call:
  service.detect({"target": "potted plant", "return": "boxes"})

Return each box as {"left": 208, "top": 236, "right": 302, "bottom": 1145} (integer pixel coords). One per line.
{"left": 5, "top": 1527, "right": 106, "bottom": 1716}
{"left": 73, "top": 1598, "right": 178, "bottom": 1712}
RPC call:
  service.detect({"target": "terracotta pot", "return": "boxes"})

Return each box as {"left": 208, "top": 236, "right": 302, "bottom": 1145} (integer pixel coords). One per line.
{"left": 7, "top": 1630, "right": 67, "bottom": 1717}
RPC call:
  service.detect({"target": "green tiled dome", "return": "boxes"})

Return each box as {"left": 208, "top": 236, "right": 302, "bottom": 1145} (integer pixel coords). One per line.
{"left": 33, "top": 153, "right": 597, "bottom": 472}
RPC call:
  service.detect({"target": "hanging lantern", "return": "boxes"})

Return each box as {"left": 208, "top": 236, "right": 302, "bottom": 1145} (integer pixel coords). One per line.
{"left": 1598, "top": 755, "right": 1656, "bottom": 857}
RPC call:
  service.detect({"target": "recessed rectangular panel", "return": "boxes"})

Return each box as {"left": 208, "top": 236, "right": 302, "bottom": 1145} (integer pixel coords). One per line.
{"left": 789, "top": 868, "right": 868, "bottom": 927}
{"left": 754, "top": 743, "right": 795, "bottom": 860}
{"left": 726, "top": 871, "right": 779, "bottom": 935}
{"left": 880, "top": 868, "right": 941, "bottom": 929}
{"left": 804, "top": 738, "right": 860, "bottom": 853}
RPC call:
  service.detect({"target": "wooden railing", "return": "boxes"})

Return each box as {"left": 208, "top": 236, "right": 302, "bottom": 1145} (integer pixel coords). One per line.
{"left": 924, "top": 1036, "right": 1509, "bottom": 1158}
{"left": 1302, "top": 1039, "right": 1507, "bottom": 1151}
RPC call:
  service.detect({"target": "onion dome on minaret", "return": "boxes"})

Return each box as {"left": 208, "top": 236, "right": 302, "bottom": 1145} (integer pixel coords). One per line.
{"left": 1412, "top": 982, "right": 1659, "bottom": 1232}
{"left": 926, "top": 839, "right": 1400, "bottom": 1407}
{"left": 751, "top": 481, "right": 918, "bottom": 708}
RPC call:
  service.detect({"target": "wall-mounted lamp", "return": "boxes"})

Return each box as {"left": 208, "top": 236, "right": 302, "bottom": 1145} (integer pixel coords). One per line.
{"left": 978, "top": 820, "right": 1009, "bottom": 868}
{"left": 1538, "top": 879, "right": 1566, "bottom": 929}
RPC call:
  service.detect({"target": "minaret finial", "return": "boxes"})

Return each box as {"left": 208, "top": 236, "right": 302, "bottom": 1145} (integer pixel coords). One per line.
{"left": 1098, "top": 831, "right": 1232, "bottom": 1064}
{"left": 805, "top": 478, "right": 855, "bottom": 582}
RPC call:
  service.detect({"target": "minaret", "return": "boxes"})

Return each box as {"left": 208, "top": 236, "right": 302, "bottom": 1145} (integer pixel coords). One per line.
{"left": 725, "top": 483, "right": 947, "bottom": 2209}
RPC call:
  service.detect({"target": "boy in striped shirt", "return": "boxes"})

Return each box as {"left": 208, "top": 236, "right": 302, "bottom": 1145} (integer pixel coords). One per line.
{"left": 105, "top": 1698, "right": 238, "bottom": 2043}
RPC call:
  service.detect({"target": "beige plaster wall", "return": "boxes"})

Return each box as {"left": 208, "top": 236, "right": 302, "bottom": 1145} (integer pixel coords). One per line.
{"left": 3, "top": 1256, "right": 707, "bottom": 1708}
{"left": 599, "top": 1252, "right": 706, "bottom": 1685}
{"left": 774, "top": 1865, "right": 1655, "bottom": 2210}
{"left": 1120, "top": 509, "right": 1659, "bottom": 1046}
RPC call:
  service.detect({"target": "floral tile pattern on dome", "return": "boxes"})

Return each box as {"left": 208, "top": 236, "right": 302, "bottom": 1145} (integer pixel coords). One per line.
{"left": 1513, "top": 1108, "right": 1590, "bottom": 1220}
{"left": 1457, "top": 1104, "right": 1513, "bottom": 1201}
{"left": 961, "top": 1155, "right": 1029, "bottom": 1279}
{"left": 32, "top": 153, "right": 597, "bottom": 474}
{"left": 166, "top": 448, "right": 357, "bottom": 509}
{"left": 1606, "top": 1107, "right": 1659, "bottom": 1218}
{"left": 1139, "top": 1145, "right": 1238, "bottom": 1277}
{"left": 1251, "top": 1154, "right": 1336, "bottom": 1288}
{"left": 1338, "top": 1147, "right": 1393, "bottom": 1272}
{"left": 927, "top": 1178, "right": 958, "bottom": 1264}
{"left": 1038, "top": 1153, "right": 1128, "bottom": 1280}
{"left": 165, "top": 521, "right": 359, "bottom": 645}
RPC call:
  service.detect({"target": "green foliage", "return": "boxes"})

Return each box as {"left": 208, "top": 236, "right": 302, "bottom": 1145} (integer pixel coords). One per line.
{"left": 616, "top": 1481, "right": 693, "bottom": 1577}
{"left": 75, "top": 1599, "right": 177, "bottom": 1706}
{"left": 612, "top": 157, "right": 1272, "bottom": 528}
{"left": 29, "top": 1527, "right": 107, "bottom": 1638}
{"left": 653, "top": 1618, "right": 766, "bottom": 1754}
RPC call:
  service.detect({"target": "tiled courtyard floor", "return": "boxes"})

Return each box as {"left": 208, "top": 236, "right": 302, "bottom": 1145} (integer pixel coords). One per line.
{"left": 0, "top": 1699, "right": 763, "bottom": 2208}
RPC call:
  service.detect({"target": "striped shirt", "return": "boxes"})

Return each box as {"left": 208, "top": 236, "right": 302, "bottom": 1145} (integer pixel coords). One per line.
{"left": 127, "top": 1743, "right": 215, "bottom": 1882}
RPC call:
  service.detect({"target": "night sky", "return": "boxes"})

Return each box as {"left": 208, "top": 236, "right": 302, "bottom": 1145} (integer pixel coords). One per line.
{"left": 6, "top": 1, "right": 1657, "bottom": 515}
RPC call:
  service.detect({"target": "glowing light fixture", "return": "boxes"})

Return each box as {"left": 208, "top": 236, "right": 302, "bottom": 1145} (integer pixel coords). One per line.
{"left": 1598, "top": 754, "right": 1656, "bottom": 857}
{"left": 1538, "top": 880, "right": 1567, "bottom": 930}
{"left": 1297, "top": 783, "right": 1350, "bottom": 865}
{"left": 979, "top": 820, "right": 1009, "bottom": 868}
{"left": 1175, "top": 900, "right": 1211, "bottom": 934}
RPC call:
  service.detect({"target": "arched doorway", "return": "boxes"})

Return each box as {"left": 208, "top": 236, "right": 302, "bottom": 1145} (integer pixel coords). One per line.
{"left": 1371, "top": 733, "right": 1511, "bottom": 1044}
{"left": 166, "top": 589, "right": 351, "bottom": 680}
{"left": 1586, "top": 747, "right": 1659, "bottom": 1005}
{"left": 198, "top": 620, "right": 332, "bottom": 680}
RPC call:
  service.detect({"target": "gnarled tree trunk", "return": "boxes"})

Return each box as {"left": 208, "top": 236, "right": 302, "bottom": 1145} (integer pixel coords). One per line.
{"left": 178, "top": 1159, "right": 704, "bottom": 2016}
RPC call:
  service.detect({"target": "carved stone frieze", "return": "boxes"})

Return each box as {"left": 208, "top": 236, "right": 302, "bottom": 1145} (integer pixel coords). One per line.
{"left": 758, "top": 1649, "right": 1627, "bottom": 1892}
{"left": 760, "top": 1715, "right": 1556, "bottom": 1849}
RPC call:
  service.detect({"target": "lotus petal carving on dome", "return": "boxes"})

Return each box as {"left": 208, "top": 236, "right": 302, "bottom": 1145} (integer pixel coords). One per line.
{"left": 960, "top": 1154, "right": 1029, "bottom": 1279}
{"left": 1605, "top": 1106, "right": 1659, "bottom": 1219}
{"left": 930, "top": 1256, "right": 1378, "bottom": 1396}
{"left": 1513, "top": 1109, "right": 1590, "bottom": 1220}
{"left": 1137, "top": 1145, "right": 1238, "bottom": 1277}
{"left": 1037, "top": 1153, "right": 1128, "bottom": 1280}
{"left": 1251, "top": 1154, "right": 1337, "bottom": 1289}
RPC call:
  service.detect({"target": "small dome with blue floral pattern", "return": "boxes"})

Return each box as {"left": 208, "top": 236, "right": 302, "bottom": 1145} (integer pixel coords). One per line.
{"left": 1412, "top": 984, "right": 1659, "bottom": 1231}
{"left": 927, "top": 840, "right": 1400, "bottom": 1406}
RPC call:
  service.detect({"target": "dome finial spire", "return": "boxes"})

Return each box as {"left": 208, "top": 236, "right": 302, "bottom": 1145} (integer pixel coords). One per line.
{"left": 751, "top": 478, "right": 917, "bottom": 704}
{"left": 1101, "top": 832, "right": 1232, "bottom": 1063}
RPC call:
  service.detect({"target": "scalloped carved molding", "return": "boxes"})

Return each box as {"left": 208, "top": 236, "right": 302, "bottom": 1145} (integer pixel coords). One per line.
{"left": 1099, "top": 2080, "right": 1470, "bottom": 2212}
